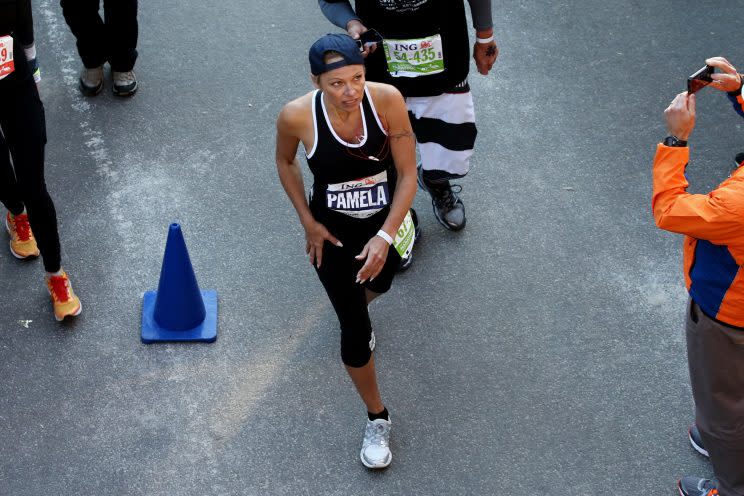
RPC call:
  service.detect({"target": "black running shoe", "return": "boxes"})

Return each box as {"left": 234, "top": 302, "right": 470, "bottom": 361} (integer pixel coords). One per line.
{"left": 734, "top": 152, "right": 744, "bottom": 170}
{"left": 398, "top": 252, "right": 414, "bottom": 271}
{"left": 688, "top": 423, "right": 709, "bottom": 458}
{"left": 411, "top": 208, "right": 421, "bottom": 241}
{"left": 417, "top": 165, "right": 466, "bottom": 231}
{"left": 677, "top": 477, "right": 718, "bottom": 496}
{"left": 397, "top": 208, "right": 420, "bottom": 272}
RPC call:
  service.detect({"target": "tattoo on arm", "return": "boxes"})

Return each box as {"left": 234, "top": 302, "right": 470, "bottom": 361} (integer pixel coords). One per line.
{"left": 389, "top": 130, "right": 414, "bottom": 141}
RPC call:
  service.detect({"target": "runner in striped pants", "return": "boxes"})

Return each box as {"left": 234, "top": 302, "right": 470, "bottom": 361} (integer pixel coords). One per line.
{"left": 319, "top": 0, "right": 498, "bottom": 232}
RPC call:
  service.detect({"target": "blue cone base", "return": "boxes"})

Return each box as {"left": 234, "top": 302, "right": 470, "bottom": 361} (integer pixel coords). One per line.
{"left": 141, "top": 289, "right": 218, "bottom": 343}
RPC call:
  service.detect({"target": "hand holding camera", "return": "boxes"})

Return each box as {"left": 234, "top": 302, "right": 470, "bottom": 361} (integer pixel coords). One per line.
{"left": 666, "top": 57, "right": 743, "bottom": 142}
{"left": 664, "top": 92, "right": 696, "bottom": 141}
{"left": 705, "top": 56, "right": 742, "bottom": 93}
{"left": 346, "top": 21, "right": 381, "bottom": 58}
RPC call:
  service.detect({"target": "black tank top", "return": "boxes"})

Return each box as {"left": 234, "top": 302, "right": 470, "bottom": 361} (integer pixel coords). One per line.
{"left": 306, "top": 86, "right": 396, "bottom": 237}
{"left": 356, "top": 0, "right": 470, "bottom": 97}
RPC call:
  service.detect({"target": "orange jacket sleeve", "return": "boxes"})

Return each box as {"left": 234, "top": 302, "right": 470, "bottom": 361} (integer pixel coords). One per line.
{"left": 652, "top": 144, "right": 743, "bottom": 242}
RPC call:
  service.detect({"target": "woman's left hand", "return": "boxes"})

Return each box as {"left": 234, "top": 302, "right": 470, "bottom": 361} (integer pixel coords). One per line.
{"left": 355, "top": 235, "right": 390, "bottom": 283}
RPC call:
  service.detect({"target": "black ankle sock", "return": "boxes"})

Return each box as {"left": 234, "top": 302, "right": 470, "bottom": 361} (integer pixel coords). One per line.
{"left": 368, "top": 407, "right": 389, "bottom": 422}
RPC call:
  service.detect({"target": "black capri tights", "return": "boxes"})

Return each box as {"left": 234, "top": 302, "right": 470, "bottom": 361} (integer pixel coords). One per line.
{"left": 0, "top": 78, "right": 62, "bottom": 273}
{"left": 315, "top": 241, "right": 400, "bottom": 368}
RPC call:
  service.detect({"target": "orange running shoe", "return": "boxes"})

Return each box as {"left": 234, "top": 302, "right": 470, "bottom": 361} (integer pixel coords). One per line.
{"left": 5, "top": 211, "right": 40, "bottom": 259}
{"left": 46, "top": 270, "right": 82, "bottom": 321}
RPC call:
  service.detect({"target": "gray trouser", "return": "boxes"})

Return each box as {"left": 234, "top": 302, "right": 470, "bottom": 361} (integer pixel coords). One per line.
{"left": 686, "top": 299, "right": 744, "bottom": 496}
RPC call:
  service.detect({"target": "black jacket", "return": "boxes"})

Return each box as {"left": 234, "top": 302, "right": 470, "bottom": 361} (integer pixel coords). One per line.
{"left": 0, "top": 0, "right": 36, "bottom": 86}
{"left": 321, "top": 0, "right": 471, "bottom": 97}
{"left": 0, "top": 0, "right": 34, "bottom": 47}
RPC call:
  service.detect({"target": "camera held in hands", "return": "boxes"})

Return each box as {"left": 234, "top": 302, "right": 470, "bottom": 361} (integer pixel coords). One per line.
{"left": 356, "top": 29, "right": 383, "bottom": 51}
{"left": 688, "top": 65, "right": 714, "bottom": 95}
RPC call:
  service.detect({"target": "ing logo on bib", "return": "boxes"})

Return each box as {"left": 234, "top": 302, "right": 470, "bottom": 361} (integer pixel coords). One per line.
{"left": 326, "top": 171, "right": 389, "bottom": 219}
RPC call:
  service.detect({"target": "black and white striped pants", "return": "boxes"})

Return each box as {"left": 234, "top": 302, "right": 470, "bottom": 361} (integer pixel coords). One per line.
{"left": 406, "top": 83, "right": 477, "bottom": 182}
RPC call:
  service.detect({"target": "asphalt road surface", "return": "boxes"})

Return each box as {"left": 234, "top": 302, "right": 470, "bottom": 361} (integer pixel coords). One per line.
{"left": 2, "top": 1, "right": 742, "bottom": 494}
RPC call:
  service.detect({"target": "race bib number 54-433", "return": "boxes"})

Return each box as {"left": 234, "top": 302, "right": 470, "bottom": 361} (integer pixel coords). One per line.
{"left": 383, "top": 34, "right": 444, "bottom": 78}
{"left": 0, "top": 35, "right": 15, "bottom": 81}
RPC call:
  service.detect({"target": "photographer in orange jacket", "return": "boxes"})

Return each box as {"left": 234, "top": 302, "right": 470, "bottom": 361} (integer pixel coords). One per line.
{"left": 653, "top": 56, "right": 744, "bottom": 496}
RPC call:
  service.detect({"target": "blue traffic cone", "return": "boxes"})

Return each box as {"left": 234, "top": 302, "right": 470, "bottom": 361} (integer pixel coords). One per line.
{"left": 141, "top": 223, "right": 217, "bottom": 343}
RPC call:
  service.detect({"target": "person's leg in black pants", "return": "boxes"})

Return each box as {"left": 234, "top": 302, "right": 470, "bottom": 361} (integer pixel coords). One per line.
{"left": 104, "top": 0, "right": 138, "bottom": 72}
{"left": 0, "top": 136, "right": 26, "bottom": 217}
{"left": 0, "top": 78, "right": 81, "bottom": 320}
{"left": 59, "top": 0, "right": 107, "bottom": 70}
{"left": 0, "top": 81, "right": 61, "bottom": 273}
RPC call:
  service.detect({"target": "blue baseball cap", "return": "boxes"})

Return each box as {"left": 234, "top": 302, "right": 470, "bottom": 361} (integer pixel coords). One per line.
{"left": 309, "top": 33, "right": 365, "bottom": 76}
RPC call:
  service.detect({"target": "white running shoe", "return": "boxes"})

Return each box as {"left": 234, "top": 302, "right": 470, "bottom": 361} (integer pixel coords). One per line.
{"left": 360, "top": 418, "right": 392, "bottom": 469}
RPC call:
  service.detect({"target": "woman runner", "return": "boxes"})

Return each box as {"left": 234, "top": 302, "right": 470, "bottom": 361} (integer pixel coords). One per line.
{"left": 275, "top": 33, "right": 417, "bottom": 468}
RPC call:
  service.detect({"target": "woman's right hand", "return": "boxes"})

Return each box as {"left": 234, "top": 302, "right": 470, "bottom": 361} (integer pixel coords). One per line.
{"left": 305, "top": 220, "right": 343, "bottom": 268}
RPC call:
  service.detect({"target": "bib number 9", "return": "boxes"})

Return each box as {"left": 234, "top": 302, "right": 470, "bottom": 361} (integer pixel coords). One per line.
{"left": 0, "top": 35, "right": 15, "bottom": 81}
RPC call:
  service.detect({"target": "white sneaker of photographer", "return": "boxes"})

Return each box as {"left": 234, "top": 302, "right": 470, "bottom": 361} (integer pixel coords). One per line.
{"left": 113, "top": 70, "right": 138, "bottom": 97}
{"left": 360, "top": 418, "right": 392, "bottom": 469}
{"left": 79, "top": 66, "right": 103, "bottom": 96}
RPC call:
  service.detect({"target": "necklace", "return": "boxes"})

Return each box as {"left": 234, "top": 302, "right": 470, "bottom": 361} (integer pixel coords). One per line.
{"left": 329, "top": 102, "right": 365, "bottom": 145}
{"left": 323, "top": 92, "right": 390, "bottom": 162}
{"left": 324, "top": 91, "right": 365, "bottom": 145}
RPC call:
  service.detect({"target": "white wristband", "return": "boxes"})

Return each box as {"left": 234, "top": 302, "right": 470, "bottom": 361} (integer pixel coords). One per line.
{"left": 476, "top": 35, "right": 494, "bottom": 44}
{"left": 24, "top": 43, "right": 37, "bottom": 61}
{"left": 376, "top": 230, "right": 393, "bottom": 245}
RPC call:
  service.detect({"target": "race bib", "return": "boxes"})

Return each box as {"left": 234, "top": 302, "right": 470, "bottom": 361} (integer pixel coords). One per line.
{"left": 393, "top": 210, "right": 415, "bottom": 259}
{"left": 0, "top": 35, "right": 15, "bottom": 81}
{"left": 383, "top": 34, "right": 444, "bottom": 78}
{"left": 326, "top": 171, "right": 389, "bottom": 219}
